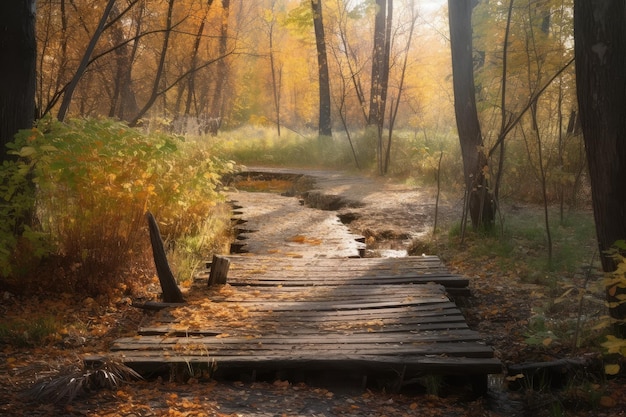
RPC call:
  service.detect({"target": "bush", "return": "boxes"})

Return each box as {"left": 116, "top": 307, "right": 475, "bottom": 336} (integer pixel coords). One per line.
{"left": 0, "top": 117, "right": 234, "bottom": 295}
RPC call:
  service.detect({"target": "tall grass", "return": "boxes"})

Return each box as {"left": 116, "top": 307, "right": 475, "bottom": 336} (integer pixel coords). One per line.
{"left": 214, "top": 125, "right": 464, "bottom": 185}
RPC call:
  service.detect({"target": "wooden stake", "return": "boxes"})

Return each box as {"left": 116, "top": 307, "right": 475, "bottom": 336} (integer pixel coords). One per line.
{"left": 208, "top": 255, "right": 230, "bottom": 286}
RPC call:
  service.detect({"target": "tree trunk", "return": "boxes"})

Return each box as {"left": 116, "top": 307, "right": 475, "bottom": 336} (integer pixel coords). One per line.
{"left": 368, "top": 0, "right": 386, "bottom": 127}
{"left": 383, "top": 0, "right": 416, "bottom": 175}
{"left": 267, "top": 10, "right": 281, "bottom": 137}
{"left": 448, "top": 0, "right": 495, "bottom": 229}
{"left": 208, "top": 0, "right": 229, "bottom": 133}
{"left": 184, "top": 5, "right": 210, "bottom": 117}
{"left": 0, "top": 1, "right": 37, "bottom": 160}
{"left": 57, "top": 0, "right": 117, "bottom": 122}
{"left": 130, "top": 0, "right": 176, "bottom": 126}
{"left": 311, "top": 0, "right": 332, "bottom": 137}
{"left": 108, "top": 5, "right": 140, "bottom": 122}
{"left": 336, "top": 8, "right": 368, "bottom": 124}
{"left": 574, "top": 0, "right": 626, "bottom": 323}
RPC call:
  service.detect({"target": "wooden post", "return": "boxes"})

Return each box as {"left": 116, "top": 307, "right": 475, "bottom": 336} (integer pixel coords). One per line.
{"left": 146, "top": 212, "right": 185, "bottom": 303}
{"left": 208, "top": 255, "right": 230, "bottom": 286}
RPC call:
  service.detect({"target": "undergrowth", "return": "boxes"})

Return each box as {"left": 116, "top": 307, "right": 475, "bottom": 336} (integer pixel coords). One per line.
{"left": 0, "top": 117, "right": 235, "bottom": 296}
{"left": 0, "top": 315, "right": 59, "bottom": 347}
{"left": 415, "top": 205, "right": 604, "bottom": 351}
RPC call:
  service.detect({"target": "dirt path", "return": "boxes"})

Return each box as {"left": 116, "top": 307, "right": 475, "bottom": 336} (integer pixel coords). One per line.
{"left": 229, "top": 167, "right": 457, "bottom": 257}
{"left": 227, "top": 190, "right": 365, "bottom": 258}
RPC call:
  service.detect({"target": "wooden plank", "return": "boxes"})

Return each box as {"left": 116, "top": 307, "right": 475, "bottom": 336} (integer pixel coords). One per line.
{"left": 139, "top": 322, "right": 469, "bottom": 336}
{"left": 195, "top": 255, "right": 471, "bottom": 294}
{"left": 116, "top": 353, "right": 503, "bottom": 375}
{"left": 139, "top": 308, "right": 467, "bottom": 330}
{"left": 112, "top": 343, "right": 494, "bottom": 358}
{"left": 226, "top": 276, "right": 468, "bottom": 287}
{"left": 114, "top": 328, "right": 485, "bottom": 345}
{"left": 157, "top": 297, "right": 449, "bottom": 312}
{"left": 148, "top": 303, "right": 464, "bottom": 325}
{"left": 222, "top": 255, "right": 446, "bottom": 269}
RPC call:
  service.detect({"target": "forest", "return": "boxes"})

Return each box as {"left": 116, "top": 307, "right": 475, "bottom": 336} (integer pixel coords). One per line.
{"left": 1, "top": 0, "right": 626, "bottom": 415}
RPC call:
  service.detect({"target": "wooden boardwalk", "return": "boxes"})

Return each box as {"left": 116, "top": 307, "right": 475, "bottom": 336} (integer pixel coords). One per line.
{"left": 111, "top": 255, "right": 501, "bottom": 390}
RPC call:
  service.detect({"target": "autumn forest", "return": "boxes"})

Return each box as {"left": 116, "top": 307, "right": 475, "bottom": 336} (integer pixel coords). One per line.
{"left": 2, "top": 0, "right": 626, "bottom": 415}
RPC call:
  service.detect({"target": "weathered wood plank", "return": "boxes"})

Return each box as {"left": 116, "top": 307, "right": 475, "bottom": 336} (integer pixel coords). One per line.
{"left": 226, "top": 276, "right": 468, "bottom": 287}
{"left": 148, "top": 303, "right": 463, "bottom": 324}
{"left": 196, "top": 255, "right": 471, "bottom": 294}
{"left": 112, "top": 251, "right": 497, "bottom": 381}
{"left": 138, "top": 321, "right": 469, "bottom": 336}
{"left": 143, "top": 310, "right": 467, "bottom": 325}
{"left": 114, "top": 328, "right": 485, "bottom": 345}
{"left": 113, "top": 343, "right": 494, "bottom": 358}
{"left": 111, "top": 353, "right": 503, "bottom": 375}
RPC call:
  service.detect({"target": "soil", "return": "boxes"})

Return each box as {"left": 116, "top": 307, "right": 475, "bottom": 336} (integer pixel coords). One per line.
{"left": 1, "top": 168, "right": 625, "bottom": 416}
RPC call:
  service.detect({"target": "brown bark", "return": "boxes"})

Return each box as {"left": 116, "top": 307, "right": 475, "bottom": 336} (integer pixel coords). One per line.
{"left": 108, "top": 4, "right": 140, "bottom": 121}
{"left": 448, "top": 0, "right": 495, "bottom": 229}
{"left": 311, "top": 0, "right": 332, "bottom": 137}
{"left": 184, "top": 5, "right": 210, "bottom": 117}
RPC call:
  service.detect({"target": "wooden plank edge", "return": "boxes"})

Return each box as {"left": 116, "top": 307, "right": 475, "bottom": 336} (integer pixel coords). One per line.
{"left": 113, "top": 354, "right": 503, "bottom": 375}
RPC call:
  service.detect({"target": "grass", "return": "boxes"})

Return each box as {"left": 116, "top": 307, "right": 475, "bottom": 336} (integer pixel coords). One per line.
{"left": 212, "top": 125, "right": 463, "bottom": 183}
{"left": 0, "top": 315, "right": 60, "bottom": 347}
{"left": 168, "top": 203, "right": 233, "bottom": 286}
{"left": 442, "top": 207, "right": 597, "bottom": 283}
{"left": 434, "top": 204, "right": 605, "bottom": 352}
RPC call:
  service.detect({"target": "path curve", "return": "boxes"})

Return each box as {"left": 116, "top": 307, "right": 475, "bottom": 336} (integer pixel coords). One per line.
{"left": 227, "top": 167, "right": 454, "bottom": 257}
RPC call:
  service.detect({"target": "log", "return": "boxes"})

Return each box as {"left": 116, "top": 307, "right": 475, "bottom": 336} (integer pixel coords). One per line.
{"left": 208, "top": 255, "right": 230, "bottom": 286}
{"left": 146, "top": 212, "right": 185, "bottom": 303}
{"left": 506, "top": 358, "right": 592, "bottom": 390}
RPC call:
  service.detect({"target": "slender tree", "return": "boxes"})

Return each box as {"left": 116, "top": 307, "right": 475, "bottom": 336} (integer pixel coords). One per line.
{"left": 265, "top": 1, "right": 282, "bottom": 136}
{"left": 368, "top": 0, "right": 392, "bottom": 174}
{"left": 208, "top": 0, "right": 230, "bottom": 133}
{"left": 368, "top": 0, "right": 387, "bottom": 127}
{"left": 448, "top": 0, "right": 495, "bottom": 229}
{"left": 130, "top": 0, "right": 176, "bottom": 126}
{"left": 57, "top": 0, "right": 117, "bottom": 121}
{"left": 0, "top": 0, "right": 37, "bottom": 160}
{"left": 574, "top": 0, "right": 626, "bottom": 323}
{"left": 383, "top": 0, "right": 417, "bottom": 175}
{"left": 311, "top": 0, "right": 332, "bottom": 137}
{"left": 183, "top": 3, "right": 211, "bottom": 118}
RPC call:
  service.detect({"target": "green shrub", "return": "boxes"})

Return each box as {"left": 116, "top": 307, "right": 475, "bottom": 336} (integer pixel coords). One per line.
{"left": 1, "top": 117, "right": 234, "bottom": 295}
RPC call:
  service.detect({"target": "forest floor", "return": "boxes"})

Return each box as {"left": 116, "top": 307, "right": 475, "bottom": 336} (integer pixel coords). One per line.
{"left": 1, "top": 168, "right": 626, "bottom": 416}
